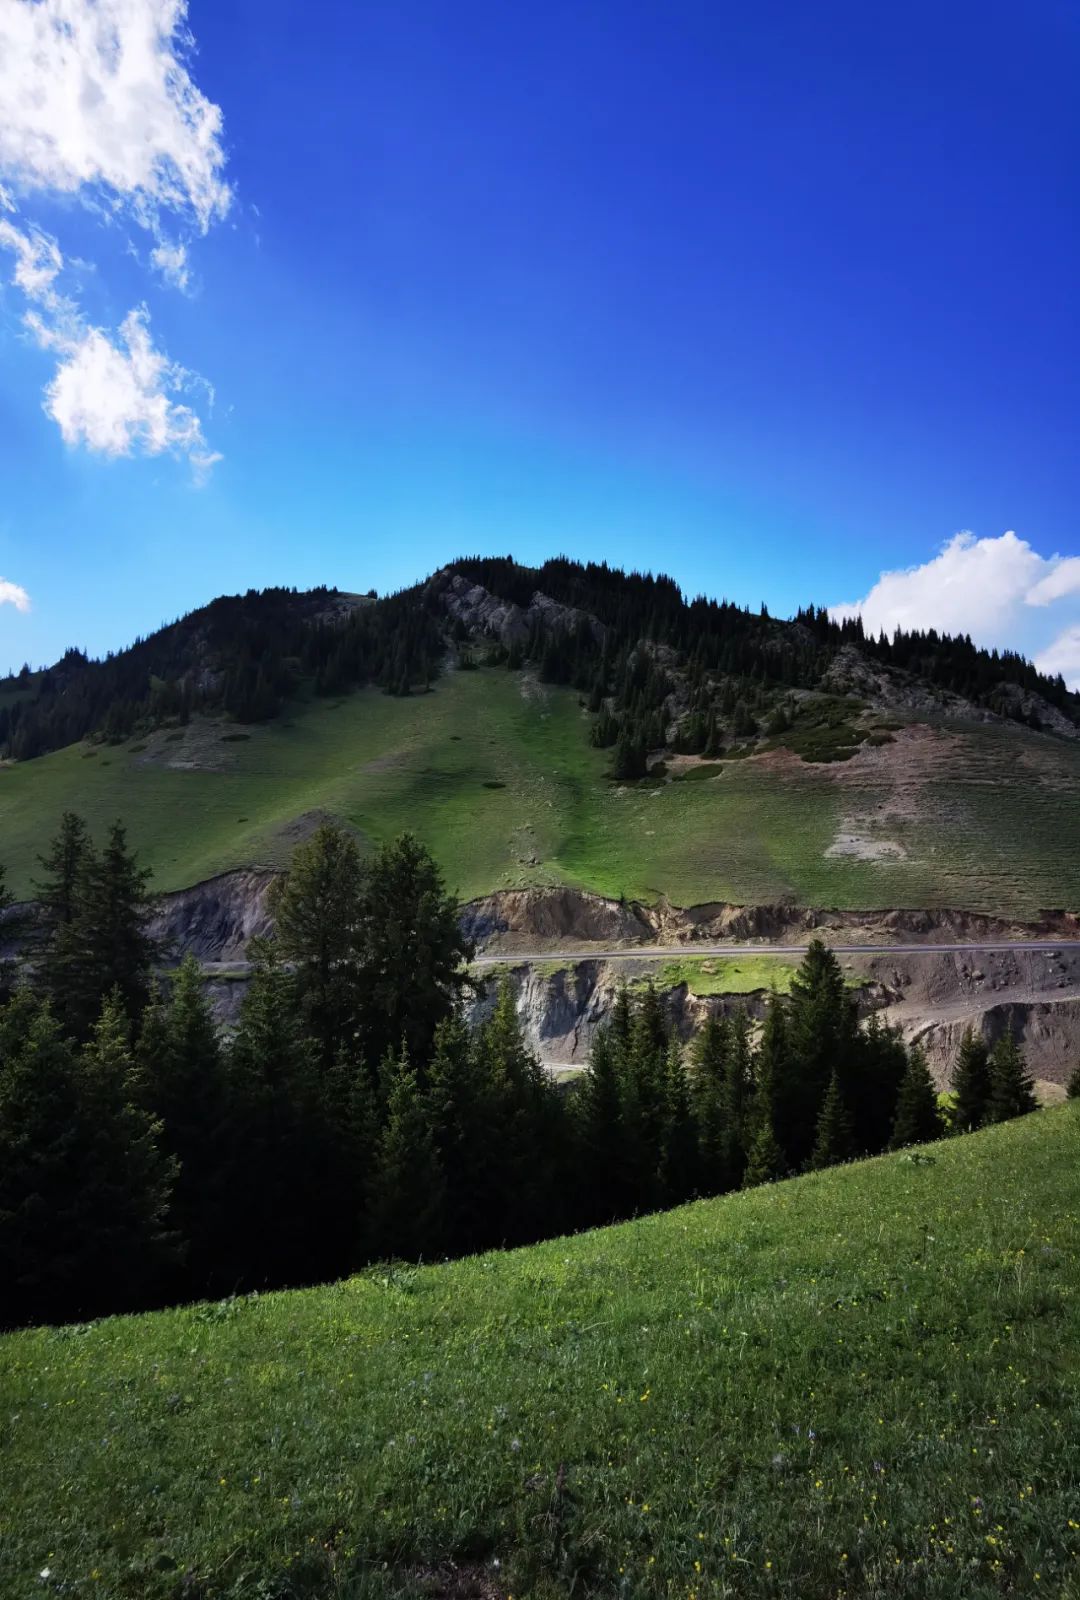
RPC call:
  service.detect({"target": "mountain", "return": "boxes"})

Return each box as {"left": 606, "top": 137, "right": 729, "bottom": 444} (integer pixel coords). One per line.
{"left": 1, "top": 556, "right": 1078, "bottom": 912}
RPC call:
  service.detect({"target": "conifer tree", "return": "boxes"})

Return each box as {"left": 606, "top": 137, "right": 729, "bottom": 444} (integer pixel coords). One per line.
{"left": 742, "top": 1111, "right": 787, "bottom": 1187}
{"left": 367, "top": 1048, "right": 445, "bottom": 1260}
{"left": 227, "top": 942, "right": 332, "bottom": 1286}
{"left": 782, "top": 940, "right": 858, "bottom": 1167}
{"left": 425, "top": 1012, "right": 491, "bottom": 1254}
{"left": 75, "top": 992, "right": 178, "bottom": 1309}
{"left": 689, "top": 1014, "right": 731, "bottom": 1194}
{"left": 0, "top": 990, "right": 175, "bottom": 1326}
{"left": 574, "top": 1021, "right": 630, "bottom": 1224}
{"left": 269, "top": 821, "right": 365, "bottom": 1066}
{"left": 49, "top": 821, "right": 158, "bottom": 1039}
{"left": 987, "top": 1032, "right": 1038, "bottom": 1123}
{"left": 849, "top": 1011, "right": 908, "bottom": 1154}
{"left": 810, "top": 1069, "right": 854, "bottom": 1170}
{"left": 354, "top": 833, "right": 473, "bottom": 1069}
{"left": 138, "top": 955, "right": 235, "bottom": 1295}
{"left": 34, "top": 811, "right": 90, "bottom": 934}
{"left": 659, "top": 1035, "right": 699, "bottom": 1204}
{"left": 890, "top": 1047, "right": 944, "bottom": 1149}
{"left": 951, "top": 1027, "right": 992, "bottom": 1132}
{"left": 1067, "top": 1062, "right": 1080, "bottom": 1100}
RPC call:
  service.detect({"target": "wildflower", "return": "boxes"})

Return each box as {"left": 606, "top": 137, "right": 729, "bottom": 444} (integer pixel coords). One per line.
{"left": 39, "top": 1570, "right": 51, "bottom": 1582}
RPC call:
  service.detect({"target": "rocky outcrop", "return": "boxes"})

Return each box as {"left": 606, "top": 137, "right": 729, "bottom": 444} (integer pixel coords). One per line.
{"left": 464, "top": 885, "right": 1080, "bottom": 953}
{"left": 150, "top": 869, "right": 276, "bottom": 963}
{"left": 462, "top": 888, "right": 651, "bottom": 949}
{"left": 427, "top": 569, "right": 607, "bottom": 651}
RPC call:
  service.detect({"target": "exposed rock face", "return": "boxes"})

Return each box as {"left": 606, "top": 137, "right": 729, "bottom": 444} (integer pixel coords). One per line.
{"left": 818, "top": 644, "right": 1080, "bottom": 741}
{"left": 464, "top": 885, "right": 1080, "bottom": 953}
{"left": 461, "top": 888, "right": 651, "bottom": 949}
{"left": 150, "top": 869, "right": 276, "bottom": 963}
{"left": 427, "top": 569, "right": 607, "bottom": 651}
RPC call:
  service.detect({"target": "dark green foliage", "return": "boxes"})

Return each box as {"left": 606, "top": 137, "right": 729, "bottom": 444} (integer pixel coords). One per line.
{"left": 1068, "top": 1062, "right": 1080, "bottom": 1099}
{"left": 353, "top": 833, "right": 474, "bottom": 1069}
{"left": 367, "top": 1048, "right": 445, "bottom": 1261}
{"left": 778, "top": 939, "right": 858, "bottom": 1168}
{"left": 659, "top": 1037, "right": 699, "bottom": 1204}
{"left": 987, "top": 1032, "right": 1038, "bottom": 1123}
{"left": 37, "top": 818, "right": 159, "bottom": 1040}
{"left": 138, "top": 956, "right": 235, "bottom": 1296}
{"left": 269, "top": 821, "right": 365, "bottom": 1065}
{"left": 890, "top": 1048, "right": 944, "bottom": 1149}
{"left": 0, "top": 990, "right": 176, "bottom": 1328}
{"left": 810, "top": 1070, "right": 855, "bottom": 1169}
{"left": 225, "top": 944, "right": 338, "bottom": 1287}
{"left": 742, "top": 1112, "right": 787, "bottom": 1187}
{"left": 951, "top": 1027, "right": 992, "bottom": 1132}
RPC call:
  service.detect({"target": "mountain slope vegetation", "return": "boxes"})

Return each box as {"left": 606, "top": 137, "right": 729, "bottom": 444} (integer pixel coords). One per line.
{"left": 2, "top": 1106, "right": 1078, "bottom": 1599}
{"left": 1, "top": 557, "right": 1078, "bottom": 913}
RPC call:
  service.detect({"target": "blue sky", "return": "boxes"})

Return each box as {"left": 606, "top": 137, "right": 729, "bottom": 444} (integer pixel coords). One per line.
{"left": 0, "top": 0, "right": 1077, "bottom": 678}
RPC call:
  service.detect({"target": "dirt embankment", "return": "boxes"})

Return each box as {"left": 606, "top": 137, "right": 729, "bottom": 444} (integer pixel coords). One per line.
{"left": 463, "top": 885, "right": 1080, "bottom": 953}
{"left": 150, "top": 869, "right": 276, "bottom": 963}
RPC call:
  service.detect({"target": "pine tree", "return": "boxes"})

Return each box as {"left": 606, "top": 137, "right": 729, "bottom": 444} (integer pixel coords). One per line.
{"left": 659, "top": 1035, "right": 699, "bottom": 1204}
{"left": 354, "top": 834, "right": 473, "bottom": 1069}
{"left": 951, "top": 1027, "right": 992, "bottom": 1132}
{"left": 848, "top": 1011, "right": 908, "bottom": 1155}
{"left": 890, "top": 1047, "right": 944, "bottom": 1149}
{"left": 1067, "top": 1062, "right": 1080, "bottom": 1100}
{"left": 987, "top": 1033, "right": 1038, "bottom": 1123}
{"left": 742, "top": 1113, "right": 787, "bottom": 1187}
{"left": 810, "top": 1070, "right": 854, "bottom": 1170}
{"left": 138, "top": 955, "right": 235, "bottom": 1296}
{"left": 74, "top": 993, "right": 178, "bottom": 1310}
{"left": 0, "top": 990, "right": 175, "bottom": 1327}
{"left": 50, "top": 821, "right": 159, "bottom": 1039}
{"left": 34, "top": 811, "right": 91, "bottom": 933}
{"left": 367, "top": 1048, "right": 444, "bottom": 1261}
{"left": 689, "top": 1014, "right": 732, "bottom": 1194}
{"left": 268, "top": 821, "right": 365, "bottom": 1066}
{"left": 782, "top": 940, "right": 858, "bottom": 1168}
{"left": 574, "top": 1021, "right": 630, "bottom": 1224}
{"left": 227, "top": 943, "right": 333, "bottom": 1287}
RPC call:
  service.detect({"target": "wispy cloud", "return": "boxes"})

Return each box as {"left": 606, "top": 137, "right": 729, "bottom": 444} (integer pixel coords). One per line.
{"left": 0, "top": 578, "right": 31, "bottom": 613}
{"left": 0, "top": 0, "right": 230, "bottom": 475}
{"left": 831, "top": 531, "right": 1080, "bottom": 691}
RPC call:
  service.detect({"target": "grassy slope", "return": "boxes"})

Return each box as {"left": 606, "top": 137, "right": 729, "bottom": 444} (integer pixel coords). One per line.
{"left": 2, "top": 1109, "right": 1079, "bottom": 1598}
{"left": 1, "top": 667, "right": 1079, "bottom": 912}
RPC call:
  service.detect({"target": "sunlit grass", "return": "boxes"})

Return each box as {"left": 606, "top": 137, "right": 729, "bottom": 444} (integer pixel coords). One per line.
{"left": 2, "top": 1108, "right": 1079, "bottom": 1598}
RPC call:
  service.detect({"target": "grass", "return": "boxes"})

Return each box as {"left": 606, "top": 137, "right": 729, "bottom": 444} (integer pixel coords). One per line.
{"left": 2, "top": 1108, "right": 1079, "bottom": 1598}
{"left": 654, "top": 956, "right": 869, "bottom": 996}
{"left": 1, "top": 668, "right": 1079, "bottom": 913}
{"left": 655, "top": 955, "right": 801, "bottom": 995}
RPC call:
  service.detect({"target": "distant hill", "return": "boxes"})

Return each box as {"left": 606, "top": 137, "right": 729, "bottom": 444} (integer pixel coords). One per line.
{"left": 1, "top": 556, "right": 1078, "bottom": 913}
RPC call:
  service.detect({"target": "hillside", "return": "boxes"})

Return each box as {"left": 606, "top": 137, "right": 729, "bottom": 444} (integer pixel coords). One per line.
{"left": 1, "top": 556, "right": 1079, "bottom": 915}
{"left": 2, "top": 665, "right": 1080, "bottom": 915}
{"left": 3, "top": 1106, "right": 1078, "bottom": 1598}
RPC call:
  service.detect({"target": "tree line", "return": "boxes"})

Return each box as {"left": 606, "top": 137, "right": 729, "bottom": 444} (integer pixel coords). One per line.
{"left": 0, "top": 817, "right": 1062, "bottom": 1330}
{"left": 5, "top": 555, "right": 1075, "bottom": 765}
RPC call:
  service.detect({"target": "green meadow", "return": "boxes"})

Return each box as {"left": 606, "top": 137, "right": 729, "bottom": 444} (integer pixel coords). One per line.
{"left": 2, "top": 667, "right": 1079, "bottom": 913}
{"left": 2, "top": 1108, "right": 1078, "bottom": 1598}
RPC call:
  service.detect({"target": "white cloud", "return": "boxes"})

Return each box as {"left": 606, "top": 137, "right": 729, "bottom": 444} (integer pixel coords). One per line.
{"left": 831, "top": 531, "right": 1080, "bottom": 690}
{"left": 0, "top": 0, "right": 229, "bottom": 472}
{"left": 1035, "top": 627, "right": 1080, "bottom": 685}
{"left": 0, "top": 215, "right": 62, "bottom": 301}
{"left": 150, "top": 239, "right": 190, "bottom": 292}
{"left": 0, "top": 577, "right": 31, "bottom": 612}
{"left": 0, "top": 0, "right": 230, "bottom": 231}
{"left": 1026, "top": 557, "right": 1080, "bottom": 608}
{"left": 32, "top": 304, "right": 217, "bottom": 471}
